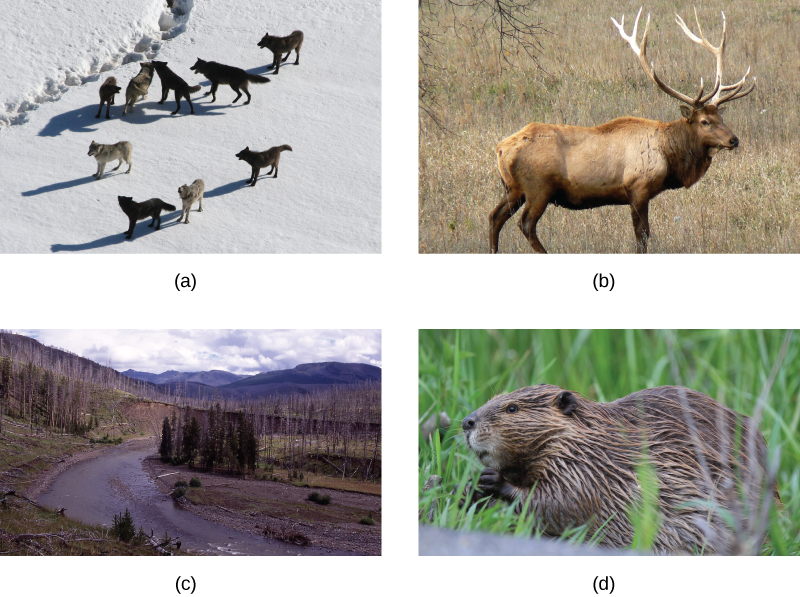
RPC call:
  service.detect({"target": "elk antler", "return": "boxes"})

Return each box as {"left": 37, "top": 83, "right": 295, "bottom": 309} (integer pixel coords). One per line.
{"left": 674, "top": 7, "right": 755, "bottom": 107}
{"left": 611, "top": 7, "right": 754, "bottom": 109}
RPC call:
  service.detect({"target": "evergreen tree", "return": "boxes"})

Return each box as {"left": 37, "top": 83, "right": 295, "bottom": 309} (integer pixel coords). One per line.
{"left": 201, "top": 407, "right": 217, "bottom": 470}
{"left": 159, "top": 417, "right": 173, "bottom": 461}
{"left": 182, "top": 415, "right": 201, "bottom": 466}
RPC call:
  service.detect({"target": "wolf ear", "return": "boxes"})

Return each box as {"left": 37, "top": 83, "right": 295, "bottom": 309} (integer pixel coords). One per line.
{"left": 556, "top": 391, "right": 576, "bottom": 416}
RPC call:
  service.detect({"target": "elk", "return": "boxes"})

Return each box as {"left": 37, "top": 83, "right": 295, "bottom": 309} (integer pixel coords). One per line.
{"left": 489, "top": 7, "right": 755, "bottom": 254}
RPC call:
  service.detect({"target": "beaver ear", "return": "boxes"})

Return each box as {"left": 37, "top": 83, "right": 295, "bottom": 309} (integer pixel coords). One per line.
{"left": 556, "top": 391, "right": 576, "bottom": 416}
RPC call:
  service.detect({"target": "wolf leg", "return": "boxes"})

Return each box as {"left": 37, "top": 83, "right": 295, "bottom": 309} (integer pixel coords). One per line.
{"left": 250, "top": 167, "right": 261, "bottom": 187}
{"left": 95, "top": 162, "right": 105, "bottom": 179}
{"left": 96, "top": 101, "right": 103, "bottom": 118}
{"left": 205, "top": 82, "right": 218, "bottom": 102}
{"left": 172, "top": 90, "right": 181, "bottom": 115}
{"left": 111, "top": 159, "right": 122, "bottom": 172}
{"left": 231, "top": 85, "right": 242, "bottom": 103}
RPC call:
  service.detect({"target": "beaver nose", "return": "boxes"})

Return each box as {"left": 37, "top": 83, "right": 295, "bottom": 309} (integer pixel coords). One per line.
{"left": 462, "top": 415, "right": 476, "bottom": 431}
{"left": 730, "top": 136, "right": 739, "bottom": 148}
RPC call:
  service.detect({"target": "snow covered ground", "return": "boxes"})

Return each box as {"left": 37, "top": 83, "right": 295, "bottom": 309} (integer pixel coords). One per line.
{"left": 0, "top": 0, "right": 381, "bottom": 253}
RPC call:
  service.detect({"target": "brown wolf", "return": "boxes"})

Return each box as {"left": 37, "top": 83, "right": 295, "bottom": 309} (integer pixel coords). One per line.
{"left": 235, "top": 145, "right": 292, "bottom": 187}
{"left": 96, "top": 77, "right": 121, "bottom": 119}
{"left": 122, "top": 62, "right": 155, "bottom": 116}
{"left": 189, "top": 58, "right": 270, "bottom": 105}
{"left": 257, "top": 30, "right": 303, "bottom": 74}
{"left": 118, "top": 196, "right": 176, "bottom": 239}
{"left": 177, "top": 179, "right": 205, "bottom": 224}
{"left": 151, "top": 61, "right": 202, "bottom": 114}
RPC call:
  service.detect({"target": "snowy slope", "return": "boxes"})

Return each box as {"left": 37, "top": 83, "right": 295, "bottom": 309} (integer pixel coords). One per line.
{"left": 0, "top": 0, "right": 381, "bottom": 253}
{"left": 0, "top": 0, "right": 174, "bottom": 126}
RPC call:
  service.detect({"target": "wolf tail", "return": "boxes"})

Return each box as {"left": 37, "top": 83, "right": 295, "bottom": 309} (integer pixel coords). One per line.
{"left": 247, "top": 74, "right": 271, "bottom": 84}
{"left": 158, "top": 200, "right": 177, "bottom": 211}
{"left": 188, "top": 85, "right": 202, "bottom": 94}
{"left": 278, "top": 145, "right": 293, "bottom": 152}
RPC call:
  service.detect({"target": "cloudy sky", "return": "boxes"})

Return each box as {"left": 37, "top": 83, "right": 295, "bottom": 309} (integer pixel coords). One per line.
{"left": 12, "top": 330, "right": 381, "bottom": 374}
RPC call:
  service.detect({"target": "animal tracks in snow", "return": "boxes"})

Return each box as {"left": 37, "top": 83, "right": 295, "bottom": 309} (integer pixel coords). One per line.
{"left": 0, "top": 0, "right": 194, "bottom": 127}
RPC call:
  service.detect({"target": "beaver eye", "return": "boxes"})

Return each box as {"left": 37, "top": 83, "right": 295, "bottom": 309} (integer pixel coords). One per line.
{"left": 506, "top": 404, "right": 518, "bottom": 413}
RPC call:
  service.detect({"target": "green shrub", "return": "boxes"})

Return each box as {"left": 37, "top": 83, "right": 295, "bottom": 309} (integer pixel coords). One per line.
{"left": 360, "top": 516, "right": 376, "bottom": 525}
{"left": 171, "top": 486, "right": 187, "bottom": 500}
{"left": 307, "top": 492, "right": 331, "bottom": 505}
{"left": 174, "top": 480, "right": 188, "bottom": 488}
{"left": 189, "top": 477, "right": 202, "bottom": 488}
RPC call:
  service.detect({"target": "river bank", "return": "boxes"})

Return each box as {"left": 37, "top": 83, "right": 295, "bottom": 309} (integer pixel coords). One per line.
{"left": 145, "top": 459, "right": 381, "bottom": 555}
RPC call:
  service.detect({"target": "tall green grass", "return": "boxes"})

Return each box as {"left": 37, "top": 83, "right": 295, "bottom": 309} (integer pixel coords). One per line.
{"left": 419, "top": 329, "right": 800, "bottom": 554}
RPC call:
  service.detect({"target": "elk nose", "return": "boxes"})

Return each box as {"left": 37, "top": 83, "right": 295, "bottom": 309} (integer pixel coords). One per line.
{"left": 462, "top": 415, "right": 477, "bottom": 431}
{"left": 730, "top": 136, "right": 739, "bottom": 148}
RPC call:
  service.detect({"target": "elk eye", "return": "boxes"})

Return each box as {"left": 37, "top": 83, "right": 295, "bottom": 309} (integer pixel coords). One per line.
{"left": 701, "top": 120, "right": 709, "bottom": 126}
{"left": 506, "top": 404, "right": 518, "bottom": 413}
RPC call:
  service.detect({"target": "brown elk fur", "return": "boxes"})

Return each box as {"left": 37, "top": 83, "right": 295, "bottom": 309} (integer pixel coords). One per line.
{"left": 462, "top": 384, "right": 778, "bottom": 554}
{"left": 490, "top": 105, "right": 738, "bottom": 254}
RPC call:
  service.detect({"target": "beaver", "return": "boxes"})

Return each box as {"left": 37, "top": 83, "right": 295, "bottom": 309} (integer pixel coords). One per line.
{"left": 462, "top": 384, "right": 777, "bottom": 554}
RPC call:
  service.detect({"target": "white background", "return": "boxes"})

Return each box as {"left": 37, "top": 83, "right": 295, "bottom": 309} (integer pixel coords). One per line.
{"left": 2, "top": 1, "right": 799, "bottom": 595}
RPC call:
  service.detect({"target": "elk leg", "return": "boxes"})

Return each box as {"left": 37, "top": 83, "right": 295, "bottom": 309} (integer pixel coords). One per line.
{"left": 517, "top": 193, "right": 549, "bottom": 254}
{"left": 630, "top": 199, "right": 650, "bottom": 253}
{"left": 489, "top": 187, "right": 525, "bottom": 253}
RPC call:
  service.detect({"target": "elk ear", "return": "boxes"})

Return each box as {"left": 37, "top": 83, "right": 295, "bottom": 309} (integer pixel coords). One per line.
{"left": 679, "top": 105, "right": 694, "bottom": 120}
{"left": 556, "top": 391, "right": 576, "bottom": 416}
{"left": 716, "top": 106, "right": 726, "bottom": 116}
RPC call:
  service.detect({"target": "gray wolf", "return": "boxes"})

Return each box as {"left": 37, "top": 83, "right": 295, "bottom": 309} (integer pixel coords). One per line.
{"left": 118, "top": 196, "right": 176, "bottom": 239}
{"left": 96, "top": 77, "right": 121, "bottom": 119}
{"left": 122, "top": 61, "right": 156, "bottom": 116}
{"left": 177, "top": 179, "right": 205, "bottom": 223}
{"left": 257, "top": 30, "right": 303, "bottom": 74}
{"left": 235, "top": 145, "right": 292, "bottom": 187}
{"left": 151, "top": 61, "right": 202, "bottom": 114}
{"left": 189, "top": 58, "right": 270, "bottom": 104}
{"left": 88, "top": 141, "right": 132, "bottom": 180}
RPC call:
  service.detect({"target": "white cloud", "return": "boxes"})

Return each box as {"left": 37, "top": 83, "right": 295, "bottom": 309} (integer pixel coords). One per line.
{"left": 11, "top": 330, "right": 381, "bottom": 375}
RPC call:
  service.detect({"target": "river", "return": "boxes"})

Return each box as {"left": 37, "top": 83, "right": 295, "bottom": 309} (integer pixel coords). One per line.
{"left": 37, "top": 440, "right": 344, "bottom": 555}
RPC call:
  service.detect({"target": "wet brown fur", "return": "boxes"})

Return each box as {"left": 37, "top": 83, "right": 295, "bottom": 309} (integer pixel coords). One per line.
{"left": 96, "top": 77, "right": 121, "bottom": 119}
{"left": 462, "top": 384, "right": 777, "bottom": 554}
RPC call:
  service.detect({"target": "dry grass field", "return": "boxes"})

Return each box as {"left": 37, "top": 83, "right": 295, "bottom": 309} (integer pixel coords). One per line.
{"left": 419, "top": 0, "right": 800, "bottom": 253}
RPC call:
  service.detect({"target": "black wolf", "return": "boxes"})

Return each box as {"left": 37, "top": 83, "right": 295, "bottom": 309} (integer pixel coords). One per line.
{"left": 118, "top": 196, "right": 176, "bottom": 239}
{"left": 257, "top": 30, "right": 303, "bottom": 74}
{"left": 151, "top": 61, "right": 202, "bottom": 114}
{"left": 190, "top": 58, "right": 270, "bottom": 105}
{"left": 235, "top": 145, "right": 292, "bottom": 187}
{"left": 96, "top": 77, "right": 121, "bottom": 119}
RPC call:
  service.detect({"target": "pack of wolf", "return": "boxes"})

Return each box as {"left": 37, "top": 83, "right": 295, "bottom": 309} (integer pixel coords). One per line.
{"left": 86, "top": 29, "right": 303, "bottom": 239}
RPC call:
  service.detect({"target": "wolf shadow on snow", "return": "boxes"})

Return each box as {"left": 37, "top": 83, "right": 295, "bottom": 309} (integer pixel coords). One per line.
{"left": 50, "top": 210, "right": 182, "bottom": 252}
